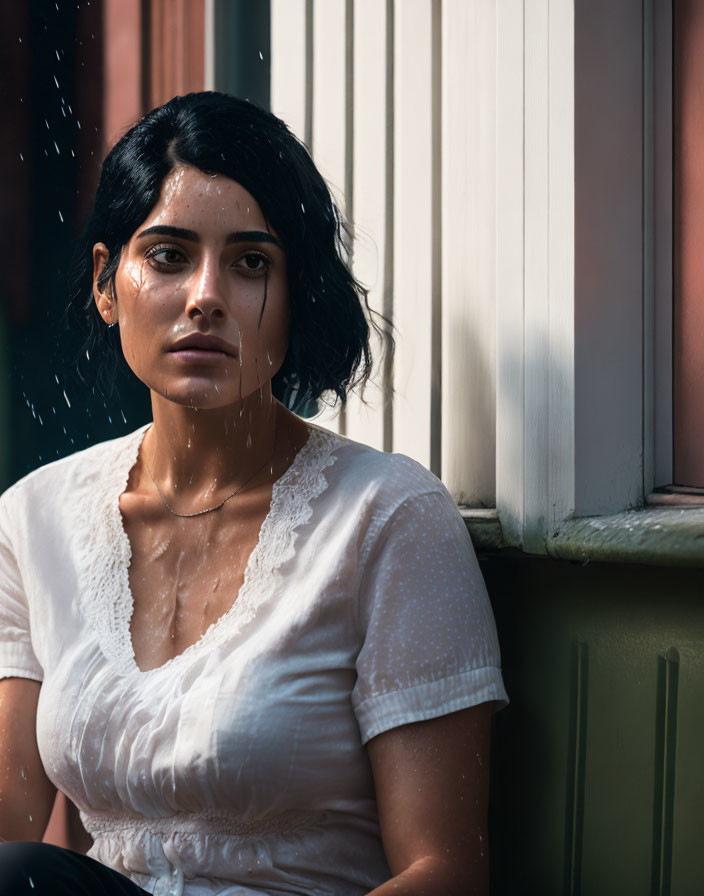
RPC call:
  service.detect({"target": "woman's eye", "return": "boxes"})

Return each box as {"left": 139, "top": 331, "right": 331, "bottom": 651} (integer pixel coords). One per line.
{"left": 235, "top": 252, "right": 270, "bottom": 275}
{"left": 146, "top": 245, "right": 187, "bottom": 267}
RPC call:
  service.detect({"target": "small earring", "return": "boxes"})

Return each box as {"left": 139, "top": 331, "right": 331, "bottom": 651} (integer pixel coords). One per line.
{"left": 108, "top": 322, "right": 118, "bottom": 330}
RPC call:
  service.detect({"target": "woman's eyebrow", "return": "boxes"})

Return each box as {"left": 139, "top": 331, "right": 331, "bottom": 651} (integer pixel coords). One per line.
{"left": 137, "top": 225, "right": 199, "bottom": 241}
{"left": 225, "top": 230, "right": 282, "bottom": 249}
{"left": 136, "top": 225, "right": 282, "bottom": 249}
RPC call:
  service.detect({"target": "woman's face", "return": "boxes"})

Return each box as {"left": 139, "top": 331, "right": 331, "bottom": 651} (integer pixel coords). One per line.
{"left": 92, "top": 164, "right": 289, "bottom": 410}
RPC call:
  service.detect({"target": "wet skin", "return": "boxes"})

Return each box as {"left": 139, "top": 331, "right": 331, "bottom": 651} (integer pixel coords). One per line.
{"left": 92, "top": 165, "right": 311, "bottom": 671}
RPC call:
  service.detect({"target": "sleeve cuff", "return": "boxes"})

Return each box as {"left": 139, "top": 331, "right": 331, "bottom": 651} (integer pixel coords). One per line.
{"left": 354, "top": 665, "right": 509, "bottom": 744}
{"left": 0, "top": 643, "right": 43, "bottom": 683}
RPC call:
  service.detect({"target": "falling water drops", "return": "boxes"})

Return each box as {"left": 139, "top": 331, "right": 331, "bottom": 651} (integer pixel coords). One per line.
{"left": 63, "top": 389, "right": 71, "bottom": 408}
{"left": 58, "top": 209, "right": 64, "bottom": 222}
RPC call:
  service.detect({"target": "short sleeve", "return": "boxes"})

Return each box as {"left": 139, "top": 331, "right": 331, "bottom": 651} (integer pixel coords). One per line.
{"left": 0, "top": 492, "right": 43, "bottom": 682}
{"left": 352, "top": 489, "right": 508, "bottom": 744}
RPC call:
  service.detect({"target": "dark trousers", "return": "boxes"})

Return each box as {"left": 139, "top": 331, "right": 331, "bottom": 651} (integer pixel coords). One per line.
{"left": 0, "top": 842, "right": 150, "bottom": 895}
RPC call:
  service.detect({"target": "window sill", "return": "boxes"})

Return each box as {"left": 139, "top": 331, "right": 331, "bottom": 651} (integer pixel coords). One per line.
{"left": 547, "top": 506, "right": 704, "bottom": 568}
{"left": 462, "top": 505, "right": 704, "bottom": 568}
{"left": 459, "top": 508, "right": 503, "bottom": 552}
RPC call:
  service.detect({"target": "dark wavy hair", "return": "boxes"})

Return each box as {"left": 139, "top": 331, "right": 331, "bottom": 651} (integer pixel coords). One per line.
{"left": 67, "top": 91, "right": 393, "bottom": 416}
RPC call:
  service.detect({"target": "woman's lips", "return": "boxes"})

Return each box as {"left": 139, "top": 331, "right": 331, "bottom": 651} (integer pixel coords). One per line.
{"left": 168, "top": 333, "right": 238, "bottom": 362}
{"left": 169, "top": 348, "right": 233, "bottom": 363}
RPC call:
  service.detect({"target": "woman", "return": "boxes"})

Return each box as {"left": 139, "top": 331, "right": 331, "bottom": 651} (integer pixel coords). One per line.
{"left": 0, "top": 92, "right": 507, "bottom": 896}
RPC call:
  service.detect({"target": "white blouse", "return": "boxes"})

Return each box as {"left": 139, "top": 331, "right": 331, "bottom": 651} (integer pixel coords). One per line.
{"left": 0, "top": 422, "right": 508, "bottom": 896}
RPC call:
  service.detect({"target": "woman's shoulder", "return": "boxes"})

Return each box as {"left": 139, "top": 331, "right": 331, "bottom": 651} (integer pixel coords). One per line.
{"left": 312, "top": 423, "right": 451, "bottom": 514}
{"left": 0, "top": 424, "right": 149, "bottom": 517}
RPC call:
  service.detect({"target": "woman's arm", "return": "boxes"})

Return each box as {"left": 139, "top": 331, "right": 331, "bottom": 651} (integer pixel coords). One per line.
{"left": 0, "top": 678, "right": 57, "bottom": 842}
{"left": 365, "top": 702, "right": 494, "bottom": 896}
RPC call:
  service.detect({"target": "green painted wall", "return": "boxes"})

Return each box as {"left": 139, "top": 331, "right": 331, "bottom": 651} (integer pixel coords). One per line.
{"left": 482, "top": 552, "right": 704, "bottom": 896}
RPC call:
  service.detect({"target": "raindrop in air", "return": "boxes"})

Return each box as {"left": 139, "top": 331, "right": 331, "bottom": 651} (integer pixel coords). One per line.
{"left": 63, "top": 389, "right": 71, "bottom": 408}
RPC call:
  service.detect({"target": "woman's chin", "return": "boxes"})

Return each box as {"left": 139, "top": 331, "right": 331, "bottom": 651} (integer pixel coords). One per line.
{"left": 150, "top": 380, "right": 272, "bottom": 411}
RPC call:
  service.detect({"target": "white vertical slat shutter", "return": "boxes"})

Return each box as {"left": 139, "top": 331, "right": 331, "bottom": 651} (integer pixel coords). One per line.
{"left": 441, "top": 0, "right": 496, "bottom": 506}
{"left": 392, "top": 0, "right": 434, "bottom": 469}
{"left": 344, "top": 0, "right": 389, "bottom": 451}
{"left": 310, "top": 0, "right": 347, "bottom": 434}
{"left": 270, "top": 0, "right": 307, "bottom": 143}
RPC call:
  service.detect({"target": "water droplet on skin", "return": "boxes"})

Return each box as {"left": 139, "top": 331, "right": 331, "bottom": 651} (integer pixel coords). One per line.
{"left": 20, "top": 767, "right": 26, "bottom": 780}
{"left": 246, "top": 433, "right": 252, "bottom": 448}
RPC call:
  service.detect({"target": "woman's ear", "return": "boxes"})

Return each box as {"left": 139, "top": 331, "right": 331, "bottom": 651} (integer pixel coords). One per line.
{"left": 92, "top": 243, "right": 115, "bottom": 324}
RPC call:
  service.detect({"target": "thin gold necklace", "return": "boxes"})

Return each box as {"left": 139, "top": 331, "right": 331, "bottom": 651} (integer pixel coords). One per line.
{"left": 143, "top": 424, "right": 278, "bottom": 518}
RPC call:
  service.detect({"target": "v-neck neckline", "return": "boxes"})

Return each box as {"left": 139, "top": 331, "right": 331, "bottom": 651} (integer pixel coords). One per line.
{"left": 84, "top": 421, "right": 340, "bottom": 677}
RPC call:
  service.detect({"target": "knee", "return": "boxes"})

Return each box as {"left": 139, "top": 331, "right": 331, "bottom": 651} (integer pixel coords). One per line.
{"left": 0, "top": 841, "right": 62, "bottom": 893}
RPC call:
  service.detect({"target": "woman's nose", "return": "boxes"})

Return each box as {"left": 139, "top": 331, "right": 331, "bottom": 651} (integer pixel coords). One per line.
{"left": 185, "top": 259, "right": 227, "bottom": 321}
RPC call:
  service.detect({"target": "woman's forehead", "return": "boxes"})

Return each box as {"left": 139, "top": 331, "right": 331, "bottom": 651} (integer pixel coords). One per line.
{"left": 141, "top": 165, "right": 270, "bottom": 235}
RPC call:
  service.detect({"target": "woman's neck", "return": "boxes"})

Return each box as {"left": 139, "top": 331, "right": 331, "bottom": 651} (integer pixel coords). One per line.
{"left": 141, "top": 385, "right": 298, "bottom": 503}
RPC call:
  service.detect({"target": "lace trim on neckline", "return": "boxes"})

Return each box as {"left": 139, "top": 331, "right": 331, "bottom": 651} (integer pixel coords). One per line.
{"left": 80, "top": 423, "right": 340, "bottom": 676}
